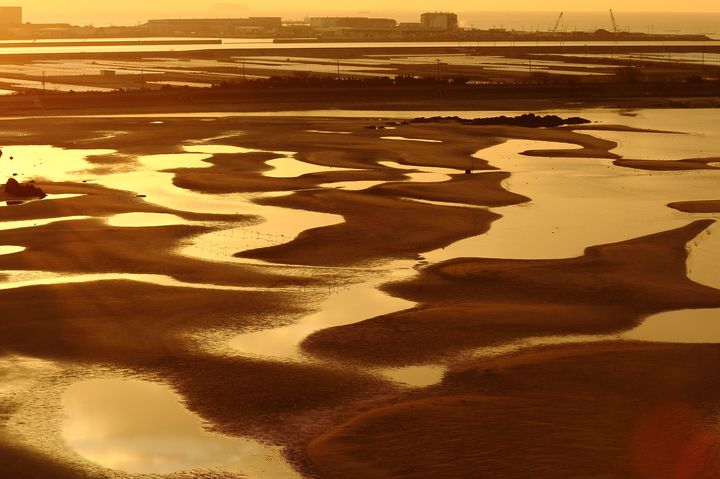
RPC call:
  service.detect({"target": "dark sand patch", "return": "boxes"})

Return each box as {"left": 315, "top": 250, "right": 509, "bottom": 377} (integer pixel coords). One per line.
{"left": 238, "top": 189, "right": 501, "bottom": 266}
{"left": 307, "top": 342, "right": 720, "bottom": 479}
{"left": 302, "top": 221, "right": 720, "bottom": 364}
{"left": 0, "top": 433, "right": 88, "bottom": 479}
{"left": 1, "top": 182, "right": 248, "bottom": 223}
{"left": 1, "top": 113, "right": 716, "bottom": 477}
{"left": 669, "top": 199, "right": 720, "bottom": 213}
{"left": 615, "top": 157, "right": 720, "bottom": 171}
{"left": 370, "top": 171, "right": 529, "bottom": 207}
{"left": 171, "top": 153, "right": 407, "bottom": 195}
{"left": 0, "top": 216, "right": 304, "bottom": 287}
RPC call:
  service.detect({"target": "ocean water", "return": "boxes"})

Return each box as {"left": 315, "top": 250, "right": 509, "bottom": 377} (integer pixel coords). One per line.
{"left": 455, "top": 11, "right": 720, "bottom": 37}
{"left": 22, "top": 9, "right": 720, "bottom": 39}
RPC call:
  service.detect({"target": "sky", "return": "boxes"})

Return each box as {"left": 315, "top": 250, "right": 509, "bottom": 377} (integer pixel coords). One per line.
{"left": 12, "top": 1, "right": 720, "bottom": 26}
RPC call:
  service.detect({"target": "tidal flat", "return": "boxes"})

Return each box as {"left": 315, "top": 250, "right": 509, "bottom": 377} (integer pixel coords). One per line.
{"left": 0, "top": 109, "right": 719, "bottom": 478}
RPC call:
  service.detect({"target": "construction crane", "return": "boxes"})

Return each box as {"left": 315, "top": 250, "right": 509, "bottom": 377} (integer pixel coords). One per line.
{"left": 552, "top": 12, "right": 564, "bottom": 33}
{"left": 609, "top": 9, "right": 618, "bottom": 33}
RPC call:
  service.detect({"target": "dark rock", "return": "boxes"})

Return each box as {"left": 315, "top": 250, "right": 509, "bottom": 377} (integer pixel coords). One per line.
{"left": 407, "top": 113, "right": 591, "bottom": 128}
{"left": 4, "top": 177, "right": 46, "bottom": 198}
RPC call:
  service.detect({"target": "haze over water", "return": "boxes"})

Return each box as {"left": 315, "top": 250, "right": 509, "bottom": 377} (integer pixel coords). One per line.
{"left": 18, "top": 8, "right": 720, "bottom": 38}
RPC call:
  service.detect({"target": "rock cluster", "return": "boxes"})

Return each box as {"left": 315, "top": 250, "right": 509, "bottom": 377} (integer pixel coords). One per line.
{"left": 4, "top": 178, "right": 46, "bottom": 198}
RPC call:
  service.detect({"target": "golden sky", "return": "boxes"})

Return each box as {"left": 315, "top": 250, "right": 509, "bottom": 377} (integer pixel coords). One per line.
{"left": 14, "top": 1, "right": 720, "bottom": 25}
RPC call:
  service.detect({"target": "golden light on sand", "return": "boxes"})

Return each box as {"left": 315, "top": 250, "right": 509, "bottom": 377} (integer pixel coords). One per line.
{"left": 0, "top": 4, "right": 719, "bottom": 478}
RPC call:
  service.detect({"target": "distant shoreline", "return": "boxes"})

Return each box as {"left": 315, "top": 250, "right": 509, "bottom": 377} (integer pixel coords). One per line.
{"left": 0, "top": 84, "right": 717, "bottom": 119}
{"left": 0, "top": 39, "right": 221, "bottom": 48}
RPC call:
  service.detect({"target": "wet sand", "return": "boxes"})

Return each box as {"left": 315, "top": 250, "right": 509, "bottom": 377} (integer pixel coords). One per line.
{"left": 0, "top": 111, "right": 718, "bottom": 478}
{"left": 302, "top": 221, "right": 720, "bottom": 364}
{"left": 669, "top": 199, "right": 720, "bottom": 213}
{"left": 308, "top": 342, "right": 720, "bottom": 479}
{"left": 615, "top": 157, "right": 720, "bottom": 171}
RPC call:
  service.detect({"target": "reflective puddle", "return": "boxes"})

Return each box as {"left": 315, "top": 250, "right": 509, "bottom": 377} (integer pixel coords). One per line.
{"left": 381, "top": 136, "right": 443, "bottom": 143}
{"left": 0, "top": 142, "right": 346, "bottom": 265}
{"left": 183, "top": 145, "right": 260, "bottom": 155}
{"left": 229, "top": 262, "right": 416, "bottom": 360}
{"left": 575, "top": 129, "right": 719, "bottom": 161}
{"left": 62, "top": 378, "right": 300, "bottom": 477}
{"left": 263, "top": 156, "right": 355, "bottom": 178}
{"left": 625, "top": 309, "right": 720, "bottom": 343}
{"left": 319, "top": 180, "right": 386, "bottom": 191}
{"left": 0, "top": 245, "right": 24, "bottom": 255}
{"left": 409, "top": 307, "right": 720, "bottom": 389}
{"left": 306, "top": 129, "right": 351, "bottom": 135}
{"left": 106, "top": 212, "right": 186, "bottom": 227}
{"left": 378, "top": 160, "right": 457, "bottom": 184}
{"left": 0, "top": 216, "right": 91, "bottom": 231}
{"left": 0, "top": 145, "right": 115, "bottom": 182}
{"left": 182, "top": 198, "right": 343, "bottom": 265}
{"left": 0, "top": 271, "right": 283, "bottom": 292}
{"left": 424, "top": 140, "right": 720, "bottom": 264}
{"left": 377, "top": 365, "right": 446, "bottom": 388}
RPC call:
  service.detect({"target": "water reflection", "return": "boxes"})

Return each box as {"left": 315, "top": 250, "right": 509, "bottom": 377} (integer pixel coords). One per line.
{"left": 107, "top": 212, "right": 185, "bottom": 227}
{"left": 624, "top": 309, "right": 720, "bottom": 343}
{"left": 263, "top": 156, "right": 354, "bottom": 178}
{"left": 229, "top": 262, "right": 416, "bottom": 360}
{"left": 62, "top": 378, "right": 300, "bottom": 477}
{"left": 381, "top": 136, "right": 443, "bottom": 143}
{"left": 378, "top": 161, "right": 456, "bottom": 184}
{"left": 424, "top": 140, "right": 720, "bottom": 262}
{"left": 0, "top": 271, "right": 283, "bottom": 292}
{"left": 182, "top": 200, "right": 342, "bottom": 265}
{"left": 575, "top": 129, "right": 717, "bottom": 161}
{"left": 0, "top": 142, "right": 344, "bottom": 264}
{"left": 0, "top": 245, "right": 24, "bottom": 255}
{"left": 319, "top": 180, "right": 386, "bottom": 191}
{"left": 183, "top": 145, "right": 260, "bottom": 155}
{"left": 378, "top": 365, "right": 445, "bottom": 388}
{"left": 0, "top": 216, "right": 90, "bottom": 231}
{"left": 0, "top": 145, "right": 114, "bottom": 182}
{"left": 306, "top": 130, "right": 352, "bottom": 135}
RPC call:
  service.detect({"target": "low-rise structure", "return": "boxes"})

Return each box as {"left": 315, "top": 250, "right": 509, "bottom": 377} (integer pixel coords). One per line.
{"left": 309, "top": 17, "right": 396, "bottom": 30}
{"left": 142, "top": 17, "right": 282, "bottom": 35}
{"left": 420, "top": 12, "right": 458, "bottom": 30}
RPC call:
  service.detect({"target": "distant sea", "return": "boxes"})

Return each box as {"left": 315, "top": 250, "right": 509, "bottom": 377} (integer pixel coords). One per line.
{"left": 455, "top": 11, "right": 720, "bottom": 38}
{"left": 28, "top": 10, "right": 720, "bottom": 40}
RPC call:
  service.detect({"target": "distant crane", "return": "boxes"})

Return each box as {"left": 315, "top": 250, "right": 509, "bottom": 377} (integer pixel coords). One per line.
{"left": 552, "top": 12, "right": 564, "bottom": 33}
{"left": 609, "top": 9, "right": 618, "bottom": 33}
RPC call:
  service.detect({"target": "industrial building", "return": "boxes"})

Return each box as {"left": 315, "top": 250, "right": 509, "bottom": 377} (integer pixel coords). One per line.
{"left": 420, "top": 12, "right": 458, "bottom": 30}
{"left": 0, "top": 6, "right": 21, "bottom": 25}
{"left": 309, "top": 17, "right": 397, "bottom": 30}
{"left": 142, "top": 17, "right": 282, "bottom": 35}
